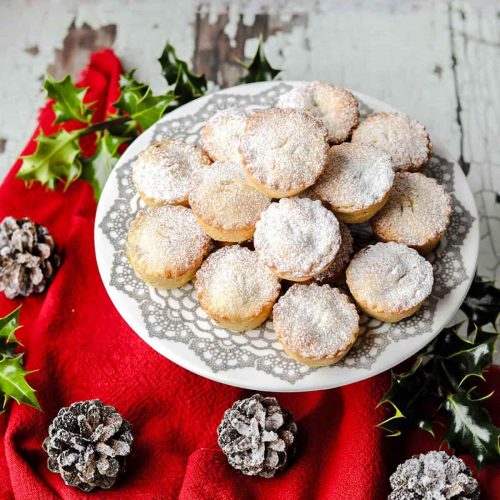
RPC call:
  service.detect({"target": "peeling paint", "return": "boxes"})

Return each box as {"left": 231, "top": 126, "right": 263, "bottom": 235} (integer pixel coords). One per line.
{"left": 24, "top": 45, "right": 39, "bottom": 56}
{"left": 448, "top": 4, "right": 470, "bottom": 176}
{"left": 192, "top": 7, "right": 307, "bottom": 87}
{"left": 47, "top": 21, "right": 116, "bottom": 79}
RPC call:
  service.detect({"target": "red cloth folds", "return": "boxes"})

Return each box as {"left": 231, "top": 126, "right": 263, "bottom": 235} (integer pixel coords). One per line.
{"left": 0, "top": 49, "right": 498, "bottom": 500}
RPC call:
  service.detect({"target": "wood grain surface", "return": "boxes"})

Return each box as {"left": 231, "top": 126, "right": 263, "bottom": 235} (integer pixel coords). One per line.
{"left": 0, "top": 0, "right": 498, "bottom": 286}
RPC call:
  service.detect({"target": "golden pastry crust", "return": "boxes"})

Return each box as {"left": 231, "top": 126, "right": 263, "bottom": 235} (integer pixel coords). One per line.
{"left": 254, "top": 198, "right": 341, "bottom": 282}
{"left": 126, "top": 205, "right": 211, "bottom": 289}
{"left": 277, "top": 81, "right": 360, "bottom": 144}
{"left": 200, "top": 108, "right": 247, "bottom": 164}
{"left": 346, "top": 242, "right": 434, "bottom": 323}
{"left": 311, "top": 143, "right": 394, "bottom": 223}
{"left": 312, "top": 223, "right": 354, "bottom": 286}
{"left": 188, "top": 162, "right": 271, "bottom": 242}
{"left": 195, "top": 246, "right": 281, "bottom": 332}
{"left": 371, "top": 172, "right": 452, "bottom": 254}
{"left": 331, "top": 195, "right": 390, "bottom": 224}
{"left": 239, "top": 108, "right": 329, "bottom": 198}
{"left": 132, "top": 139, "right": 211, "bottom": 206}
{"left": 273, "top": 284, "right": 360, "bottom": 366}
{"left": 351, "top": 112, "right": 432, "bottom": 173}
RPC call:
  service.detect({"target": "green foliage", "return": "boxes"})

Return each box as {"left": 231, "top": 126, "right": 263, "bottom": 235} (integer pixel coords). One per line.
{"left": 443, "top": 392, "right": 500, "bottom": 468}
{"left": 378, "top": 276, "right": 500, "bottom": 469}
{"left": 237, "top": 36, "right": 281, "bottom": 83}
{"left": 115, "top": 70, "right": 175, "bottom": 131}
{"left": 158, "top": 42, "right": 207, "bottom": 104}
{"left": 18, "top": 130, "right": 82, "bottom": 190}
{"left": 44, "top": 74, "right": 93, "bottom": 124}
{"left": 461, "top": 276, "right": 500, "bottom": 327}
{"left": 0, "top": 307, "right": 40, "bottom": 412}
{"left": 377, "top": 357, "right": 432, "bottom": 437}
{"left": 0, "top": 306, "right": 21, "bottom": 346}
{"left": 81, "top": 132, "right": 128, "bottom": 201}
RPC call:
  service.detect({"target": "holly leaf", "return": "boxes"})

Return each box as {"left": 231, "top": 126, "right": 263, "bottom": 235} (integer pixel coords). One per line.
{"left": 442, "top": 325, "right": 498, "bottom": 389}
{"left": 443, "top": 392, "right": 500, "bottom": 469}
{"left": 44, "top": 74, "right": 93, "bottom": 124}
{"left": 461, "top": 276, "right": 500, "bottom": 327}
{"left": 0, "top": 306, "right": 22, "bottom": 346}
{"left": 237, "top": 36, "right": 281, "bottom": 83}
{"left": 116, "top": 70, "right": 175, "bottom": 131}
{"left": 377, "top": 357, "right": 433, "bottom": 436}
{"left": 0, "top": 308, "right": 40, "bottom": 412}
{"left": 119, "top": 70, "right": 148, "bottom": 97}
{"left": 158, "top": 42, "right": 207, "bottom": 104}
{"left": 81, "top": 132, "right": 128, "bottom": 200}
{"left": 17, "top": 130, "right": 82, "bottom": 190}
{"left": 0, "top": 355, "right": 39, "bottom": 411}
{"left": 106, "top": 118, "right": 138, "bottom": 138}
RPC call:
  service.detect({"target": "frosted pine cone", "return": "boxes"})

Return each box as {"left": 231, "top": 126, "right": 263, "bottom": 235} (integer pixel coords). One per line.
{"left": 389, "top": 451, "right": 479, "bottom": 500}
{"left": 43, "top": 400, "right": 133, "bottom": 492}
{"left": 217, "top": 394, "right": 297, "bottom": 478}
{"left": 0, "top": 216, "right": 60, "bottom": 299}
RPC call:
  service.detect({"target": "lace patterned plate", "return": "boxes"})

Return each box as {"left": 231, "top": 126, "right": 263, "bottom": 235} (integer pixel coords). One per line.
{"left": 95, "top": 82, "right": 479, "bottom": 392}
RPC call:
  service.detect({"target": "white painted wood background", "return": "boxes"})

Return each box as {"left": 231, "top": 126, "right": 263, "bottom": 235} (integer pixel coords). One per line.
{"left": 0, "top": 0, "right": 499, "bottom": 286}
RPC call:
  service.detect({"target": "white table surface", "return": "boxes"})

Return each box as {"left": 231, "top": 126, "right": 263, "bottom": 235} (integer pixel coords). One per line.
{"left": 0, "top": 0, "right": 498, "bottom": 286}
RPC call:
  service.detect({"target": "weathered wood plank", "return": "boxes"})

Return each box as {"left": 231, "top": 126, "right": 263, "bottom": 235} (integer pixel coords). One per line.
{"left": 449, "top": 0, "right": 500, "bottom": 281}
{"left": 0, "top": 0, "right": 498, "bottom": 287}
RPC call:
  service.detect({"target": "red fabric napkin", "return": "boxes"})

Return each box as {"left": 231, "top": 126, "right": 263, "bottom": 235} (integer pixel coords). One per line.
{"left": 0, "top": 49, "right": 498, "bottom": 500}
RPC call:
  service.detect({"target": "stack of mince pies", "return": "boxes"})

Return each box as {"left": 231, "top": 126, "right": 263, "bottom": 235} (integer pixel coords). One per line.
{"left": 126, "top": 81, "right": 452, "bottom": 367}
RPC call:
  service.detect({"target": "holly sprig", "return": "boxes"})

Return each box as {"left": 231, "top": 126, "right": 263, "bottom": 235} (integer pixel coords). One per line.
{"left": 17, "top": 39, "right": 280, "bottom": 201}
{"left": 236, "top": 36, "right": 281, "bottom": 83}
{"left": 158, "top": 42, "right": 207, "bottom": 103}
{"left": 0, "top": 307, "right": 40, "bottom": 412}
{"left": 378, "top": 276, "right": 500, "bottom": 468}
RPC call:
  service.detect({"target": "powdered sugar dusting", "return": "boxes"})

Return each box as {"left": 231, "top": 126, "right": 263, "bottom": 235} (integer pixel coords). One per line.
{"left": 240, "top": 108, "right": 328, "bottom": 192}
{"left": 311, "top": 143, "right": 394, "bottom": 210}
{"left": 372, "top": 172, "right": 452, "bottom": 247}
{"left": 273, "top": 284, "right": 359, "bottom": 359}
{"left": 132, "top": 140, "right": 210, "bottom": 205}
{"left": 352, "top": 112, "right": 431, "bottom": 172}
{"left": 277, "top": 81, "right": 359, "bottom": 144}
{"left": 313, "top": 222, "right": 353, "bottom": 285}
{"left": 254, "top": 198, "right": 341, "bottom": 279}
{"left": 189, "top": 162, "right": 271, "bottom": 230}
{"left": 195, "top": 246, "right": 280, "bottom": 317}
{"left": 346, "top": 242, "right": 433, "bottom": 313}
{"left": 200, "top": 108, "right": 247, "bottom": 164}
{"left": 389, "top": 451, "right": 480, "bottom": 500}
{"left": 127, "top": 205, "right": 210, "bottom": 274}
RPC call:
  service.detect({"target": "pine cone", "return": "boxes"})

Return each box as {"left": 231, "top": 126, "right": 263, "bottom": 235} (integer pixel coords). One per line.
{"left": 389, "top": 451, "right": 479, "bottom": 500}
{"left": 217, "top": 394, "right": 297, "bottom": 478}
{"left": 0, "top": 216, "right": 60, "bottom": 299}
{"left": 43, "top": 400, "right": 133, "bottom": 492}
